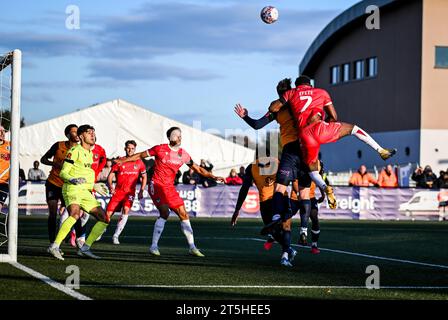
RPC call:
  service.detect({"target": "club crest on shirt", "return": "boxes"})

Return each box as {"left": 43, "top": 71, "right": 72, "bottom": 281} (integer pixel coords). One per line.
{"left": 177, "top": 152, "right": 182, "bottom": 159}
{"left": 265, "top": 177, "right": 275, "bottom": 186}
{"left": 134, "top": 164, "right": 138, "bottom": 169}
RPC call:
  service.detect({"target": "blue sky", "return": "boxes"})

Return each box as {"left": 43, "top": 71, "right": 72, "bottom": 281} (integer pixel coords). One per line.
{"left": 0, "top": 0, "right": 359, "bottom": 133}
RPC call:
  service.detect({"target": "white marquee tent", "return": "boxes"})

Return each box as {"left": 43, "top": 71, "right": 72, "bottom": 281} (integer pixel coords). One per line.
{"left": 17, "top": 99, "right": 255, "bottom": 177}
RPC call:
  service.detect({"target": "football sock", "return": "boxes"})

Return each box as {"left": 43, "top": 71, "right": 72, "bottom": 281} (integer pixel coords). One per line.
{"left": 272, "top": 192, "right": 286, "bottom": 220}
{"left": 310, "top": 208, "right": 320, "bottom": 243}
{"left": 80, "top": 212, "right": 90, "bottom": 227}
{"left": 311, "top": 230, "right": 320, "bottom": 244}
{"left": 309, "top": 171, "right": 327, "bottom": 190}
{"left": 152, "top": 217, "right": 166, "bottom": 248}
{"left": 282, "top": 230, "right": 291, "bottom": 253}
{"left": 290, "top": 199, "right": 300, "bottom": 216}
{"left": 271, "top": 227, "right": 284, "bottom": 245}
{"left": 74, "top": 219, "right": 84, "bottom": 238}
{"left": 300, "top": 227, "right": 308, "bottom": 236}
{"left": 113, "top": 214, "right": 129, "bottom": 238}
{"left": 180, "top": 219, "right": 196, "bottom": 249}
{"left": 85, "top": 221, "right": 108, "bottom": 247}
{"left": 283, "top": 196, "right": 293, "bottom": 220}
{"left": 48, "top": 213, "right": 57, "bottom": 243}
{"left": 351, "top": 125, "right": 382, "bottom": 152}
{"left": 299, "top": 200, "right": 311, "bottom": 229}
{"left": 54, "top": 216, "right": 77, "bottom": 246}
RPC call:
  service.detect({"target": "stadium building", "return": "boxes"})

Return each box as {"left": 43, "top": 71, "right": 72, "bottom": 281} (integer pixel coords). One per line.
{"left": 299, "top": 0, "right": 448, "bottom": 173}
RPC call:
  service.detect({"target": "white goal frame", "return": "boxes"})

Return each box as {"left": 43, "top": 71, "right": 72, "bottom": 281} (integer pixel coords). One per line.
{"left": 0, "top": 49, "right": 21, "bottom": 263}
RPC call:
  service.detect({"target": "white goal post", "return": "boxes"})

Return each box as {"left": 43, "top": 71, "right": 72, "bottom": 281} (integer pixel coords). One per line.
{"left": 0, "top": 49, "right": 21, "bottom": 263}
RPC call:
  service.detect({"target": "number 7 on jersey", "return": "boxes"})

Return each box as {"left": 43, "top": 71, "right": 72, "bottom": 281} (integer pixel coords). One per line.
{"left": 300, "top": 95, "right": 313, "bottom": 112}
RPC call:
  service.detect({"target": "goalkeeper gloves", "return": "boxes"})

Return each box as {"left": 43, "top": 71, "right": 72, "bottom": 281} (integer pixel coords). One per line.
{"left": 93, "top": 182, "right": 110, "bottom": 196}
{"left": 69, "top": 177, "right": 87, "bottom": 185}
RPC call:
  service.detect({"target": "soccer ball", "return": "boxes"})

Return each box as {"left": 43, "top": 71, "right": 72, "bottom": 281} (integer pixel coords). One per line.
{"left": 260, "top": 6, "right": 279, "bottom": 24}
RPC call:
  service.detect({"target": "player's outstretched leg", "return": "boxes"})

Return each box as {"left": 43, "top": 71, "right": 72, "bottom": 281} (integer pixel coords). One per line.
{"left": 339, "top": 123, "right": 397, "bottom": 160}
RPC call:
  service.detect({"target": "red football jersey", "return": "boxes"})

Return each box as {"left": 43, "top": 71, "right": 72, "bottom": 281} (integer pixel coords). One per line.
{"left": 148, "top": 144, "right": 192, "bottom": 186}
{"left": 91, "top": 144, "right": 107, "bottom": 181}
{"left": 282, "top": 85, "right": 333, "bottom": 129}
{"left": 111, "top": 159, "right": 146, "bottom": 193}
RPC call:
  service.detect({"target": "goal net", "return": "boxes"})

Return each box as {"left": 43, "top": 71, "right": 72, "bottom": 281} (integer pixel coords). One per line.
{"left": 0, "top": 50, "right": 21, "bottom": 263}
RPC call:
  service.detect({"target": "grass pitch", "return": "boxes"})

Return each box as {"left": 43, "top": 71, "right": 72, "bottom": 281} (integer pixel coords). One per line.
{"left": 1, "top": 216, "right": 447, "bottom": 300}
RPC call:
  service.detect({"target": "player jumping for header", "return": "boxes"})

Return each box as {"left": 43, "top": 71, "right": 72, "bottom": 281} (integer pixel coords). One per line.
{"left": 115, "top": 127, "right": 225, "bottom": 257}
{"left": 269, "top": 75, "right": 397, "bottom": 208}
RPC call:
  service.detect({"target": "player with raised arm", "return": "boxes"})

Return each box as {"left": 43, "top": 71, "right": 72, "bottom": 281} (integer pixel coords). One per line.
{"left": 41, "top": 124, "right": 79, "bottom": 244}
{"left": 231, "top": 156, "right": 297, "bottom": 267}
{"left": 235, "top": 78, "right": 315, "bottom": 239}
{"left": 269, "top": 75, "right": 397, "bottom": 209}
{"left": 47, "top": 125, "right": 110, "bottom": 260}
{"left": 116, "top": 127, "right": 225, "bottom": 257}
{"left": 107, "top": 140, "right": 147, "bottom": 245}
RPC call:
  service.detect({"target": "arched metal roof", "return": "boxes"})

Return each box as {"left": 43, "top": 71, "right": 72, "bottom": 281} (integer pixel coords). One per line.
{"left": 299, "top": 0, "right": 397, "bottom": 74}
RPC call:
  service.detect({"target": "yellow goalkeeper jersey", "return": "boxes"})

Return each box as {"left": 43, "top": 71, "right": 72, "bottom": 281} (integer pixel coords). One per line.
{"left": 60, "top": 144, "right": 95, "bottom": 190}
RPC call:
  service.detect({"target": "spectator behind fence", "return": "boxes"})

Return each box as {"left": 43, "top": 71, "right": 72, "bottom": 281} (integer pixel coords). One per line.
{"left": 226, "top": 168, "right": 243, "bottom": 185}
{"left": 28, "top": 160, "right": 46, "bottom": 181}
{"left": 412, "top": 165, "right": 437, "bottom": 189}
{"left": 19, "top": 165, "right": 26, "bottom": 182}
{"left": 174, "top": 170, "right": 182, "bottom": 185}
{"left": 183, "top": 168, "right": 200, "bottom": 185}
{"left": 200, "top": 159, "right": 213, "bottom": 172}
{"left": 378, "top": 165, "right": 398, "bottom": 188}
{"left": 97, "top": 158, "right": 113, "bottom": 182}
{"left": 436, "top": 170, "right": 448, "bottom": 189}
{"left": 349, "top": 165, "right": 378, "bottom": 187}
{"left": 200, "top": 159, "right": 217, "bottom": 188}
{"left": 238, "top": 166, "right": 246, "bottom": 180}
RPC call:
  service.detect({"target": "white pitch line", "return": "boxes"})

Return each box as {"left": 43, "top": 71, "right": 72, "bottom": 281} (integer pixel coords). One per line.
{"left": 20, "top": 234, "right": 448, "bottom": 270}
{"left": 80, "top": 284, "right": 448, "bottom": 290}
{"left": 10, "top": 262, "right": 92, "bottom": 300}
{"left": 249, "top": 238, "right": 448, "bottom": 270}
